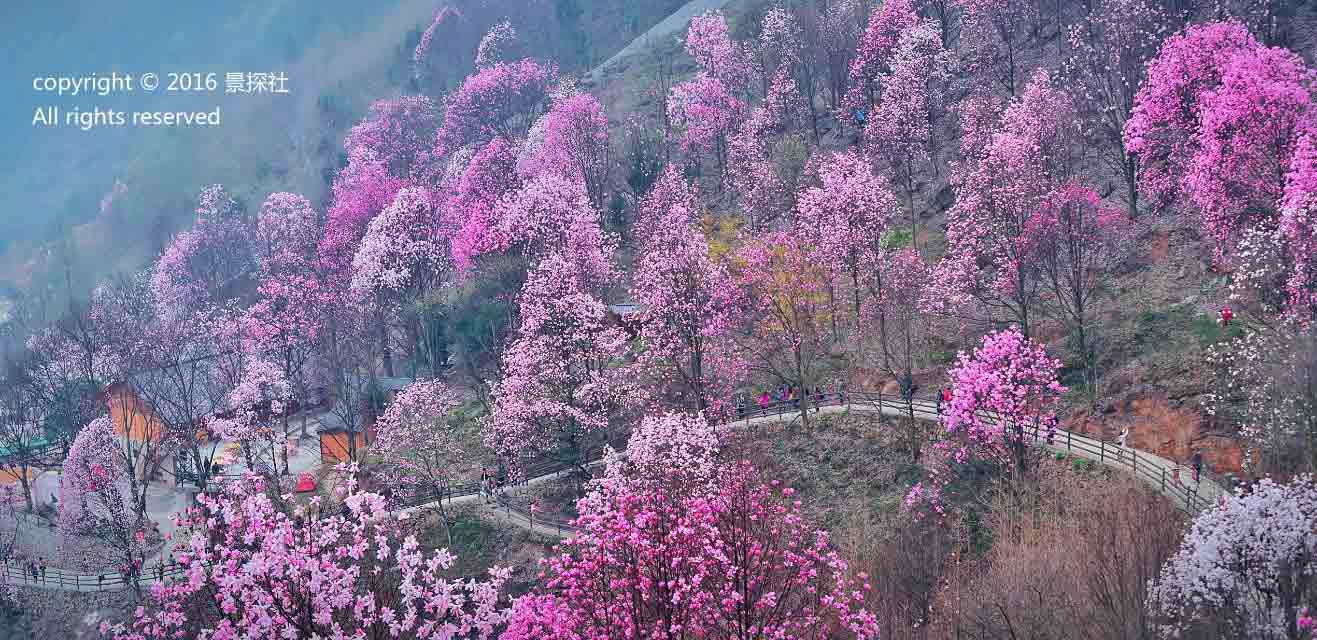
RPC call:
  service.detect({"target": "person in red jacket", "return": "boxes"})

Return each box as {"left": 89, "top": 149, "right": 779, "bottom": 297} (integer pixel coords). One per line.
{"left": 1220, "top": 304, "right": 1234, "bottom": 328}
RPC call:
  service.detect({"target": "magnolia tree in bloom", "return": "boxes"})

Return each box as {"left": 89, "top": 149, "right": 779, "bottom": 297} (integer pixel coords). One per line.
{"left": 351, "top": 187, "right": 448, "bottom": 297}
{"left": 102, "top": 472, "right": 512, "bottom": 639}
{"left": 483, "top": 251, "right": 634, "bottom": 481}
{"left": 1207, "top": 319, "right": 1317, "bottom": 474}
{"left": 58, "top": 415, "right": 148, "bottom": 593}
{"left": 522, "top": 92, "right": 611, "bottom": 211}
{"left": 868, "top": 20, "right": 953, "bottom": 242}
{"left": 908, "top": 327, "right": 1065, "bottom": 517}
{"left": 319, "top": 96, "right": 437, "bottom": 276}
{"left": 725, "top": 66, "right": 803, "bottom": 227}
{"left": 209, "top": 356, "right": 293, "bottom": 475}
{"left": 631, "top": 169, "right": 744, "bottom": 415}
{"left": 1125, "top": 19, "right": 1314, "bottom": 261}
{"left": 1062, "top": 0, "right": 1170, "bottom": 216}
{"left": 150, "top": 185, "right": 256, "bottom": 320}
{"left": 795, "top": 148, "right": 898, "bottom": 323}
{"left": 342, "top": 95, "right": 439, "bottom": 181}
{"left": 731, "top": 232, "right": 841, "bottom": 431}
{"left": 320, "top": 146, "right": 406, "bottom": 276}
{"left": 684, "top": 10, "right": 751, "bottom": 90}
{"left": 445, "top": 137, "right": 521, "bottom": 271}
{"left": 956, "top": 0, "right": 1039, "bottom": 98}
{"left": 1281, "top": 132, "right": 1317, "bottom": 316}
{"left": 503, "top": 412, "right": 879, "bottom": 640}
{"left": 842, "top": 0, "right": 917, "bottom": 114}
{"left": 1184, "top": 36, "right": 1313, "bottom": 262}
{"left": 1029, "top": 183, "right": 1130, "bottom": 399}
{"left": 1148, "top": 475, "right": 1317, "bottom": 640}
{"left": 475, "top": 20, "right": 520, "bottom": 69}
{"left": 373, "top": 379, "right": 467, "bottom": 542}
{"left": 870, "top": 248, "right": 936, "bottom": 460}
{"left": 433, "top": 58, "right": 558, "bottom": 159}
{"left": 936, "top": 71, "right": 1079, "bottom": 336}
{"left": 667, "top": 73, "right": 745, "bottom": 177}
{"left": 246, "top": 192, "right": 326, "bottom": 439}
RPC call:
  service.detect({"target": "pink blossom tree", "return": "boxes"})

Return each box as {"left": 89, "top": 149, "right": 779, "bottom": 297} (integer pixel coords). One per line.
{"left": 1206, "top": 317, "right": 1317, "bottom": 475}
{"left": 843, "top": 0, "right": 918, "bottom": 114}
{"left": 503, "top": 457, "right": 879, "bottom": 640}
{"left": 521, "top": 92, "right": 612, "bottom": 211}
{"left": 58, "top": 415, "right": 148, "bottom": 595}
{"left": 488, "top": 174, "right": 615, "bottom": 285}
{"left": 350, "top": 187, "right": 447, "bottom": 298}
{"left": 685, "top": 10, "right": 752, "bottom": 90}
{"left": 342, "top": 96, "right": 439, "bottom": 181}
{"left": 1030, "top": 184, "right": 1131, "bottom": 399}
{"left": 373, "top": 379, "right": 468, "bottom": 544}
{"left": 795, "top": 149, "right": 899, "bottom": 323}
{"left": 1282, "top": 132, "right": 1317, "bottom": 316}
{"left": 870, "top": 248, "right": 936, "bottom": 459}
{"left": 1123, "top": 21, "right": 1261, "bottom": 214}
{"left": 936, "top": 72, "right": 1079, "bottom": 336}
{"left": 631, "top": 169, "right": 743, "bottom": 415}
{"left": 319, "top": 147, "right": 406, "bottom": 276}
{"left": 907, "top": 327, "right": 1065, "bottom": 517}
{"left": 1063, "top": 0, "right": 1170, "bottom": 216}
{"left": 351, "top": 187, "right": 451, "bottom": 377}
{"left": 150, "top": 185, "right": 256, "bottom": 320}
{"left": 725, "top": 66, "right": 803, "bottom": 227}
{"left": 209, "top": 356, "right": 293, "bottom": 475}
{"left": 445, "top": 137, "right": 521, "bottom": 271}
{"left": 667, "top": 74, "right": 745, "bottom": 179}
{"left": 102, "top": 472, "right": 512, "bottom": 639}
{"left": 433, "top": 59, "right": 559, "bottom": 159}
{"left": 475, "top": 20, "right": 521, "bottom": 69}
{"left": 944, "top": 327, "right": 1064, "bottom": 474}
{"left": 867, "top": 20, "right": 953, "bottom": 246}
{"left": 1185, "top": 39, "right": 1313, "bottom": 261}
{"left": 483, "top": 251, "right": 633, "bottom": 482}
{"left": 1148, "top": 475, "right": 1317, "bottom": 640}
{"left": 731, "top": 231, "right": 841, "bottom": 430}
{"left": 956, "top": 0, "right": 1039, "bottom": 97}
{"left": 247, "top": 192, "right": 327, "bottom": 441}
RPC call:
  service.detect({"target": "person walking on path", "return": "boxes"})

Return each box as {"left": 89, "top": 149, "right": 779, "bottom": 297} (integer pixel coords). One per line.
{"left": 1191, "top": 450, "right": 1204, "bottom": 483}
{"left": 1117, "top": 426, "right": 1130, "bottom": 449}
{"left": 759, "top": 390, "right": 770, "bottom": 412}
{"left": 39, "top": 556, "right": 46, "bottom": 582}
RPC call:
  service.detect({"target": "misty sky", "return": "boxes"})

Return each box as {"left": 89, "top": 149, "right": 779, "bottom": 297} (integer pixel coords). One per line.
{"left": 0, "top": 0, "right": 431, "bottom": 290}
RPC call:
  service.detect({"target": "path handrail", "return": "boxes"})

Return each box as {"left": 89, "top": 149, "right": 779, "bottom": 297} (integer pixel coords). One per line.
{"left": 7, "top": 388, "right": 1227, "bottom": 591}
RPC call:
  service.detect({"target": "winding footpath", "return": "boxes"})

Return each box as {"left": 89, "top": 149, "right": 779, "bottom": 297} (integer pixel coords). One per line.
{"left": 4, "top": 392, "right": 1227, "bottom": 592}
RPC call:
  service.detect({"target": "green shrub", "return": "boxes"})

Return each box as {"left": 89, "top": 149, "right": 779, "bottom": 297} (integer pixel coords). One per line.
{"left": 881, "top": 227, "right": 914, "bottom": 251}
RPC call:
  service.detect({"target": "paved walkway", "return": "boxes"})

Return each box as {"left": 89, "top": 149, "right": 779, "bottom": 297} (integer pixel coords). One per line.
{"left": 5, "top": 392, "right": 1227, "bottom": 591}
